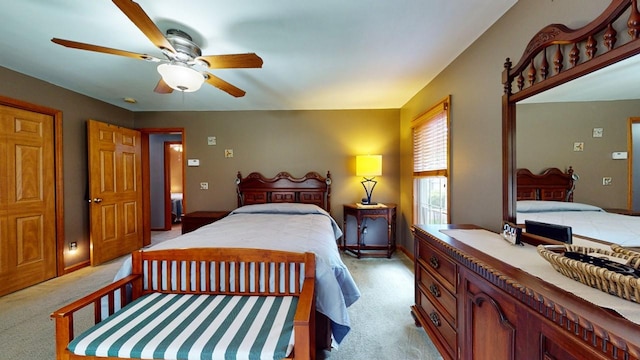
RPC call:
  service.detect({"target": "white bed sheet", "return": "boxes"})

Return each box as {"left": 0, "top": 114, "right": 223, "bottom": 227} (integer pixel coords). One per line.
{"left": 517, "top": 201, "right": 640, "bottom": 246}
{"left": 113, "top": 203, "right": 360, "bottom": 344}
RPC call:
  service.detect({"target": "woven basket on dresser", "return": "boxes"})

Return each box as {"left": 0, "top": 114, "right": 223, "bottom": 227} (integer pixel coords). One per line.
{"left": 537, "top": 244, "right": 640, "bottom": 303}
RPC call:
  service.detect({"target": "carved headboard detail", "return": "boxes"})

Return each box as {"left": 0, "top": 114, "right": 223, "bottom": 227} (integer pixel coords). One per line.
{"left": 236, "top": 171, "right": 332, "bottom": 212}
{"left": 516, "top": 167, "right": 575, "bottom": 202}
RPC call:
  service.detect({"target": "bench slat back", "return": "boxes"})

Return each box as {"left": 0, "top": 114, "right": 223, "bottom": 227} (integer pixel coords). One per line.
{"left": 132, "top": 248, "right": 315, "bottom": 296}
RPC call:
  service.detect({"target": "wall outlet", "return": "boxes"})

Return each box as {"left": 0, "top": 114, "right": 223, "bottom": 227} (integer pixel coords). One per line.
{"left": 224, "top": 149, "right": 234, "bottom": 158}
{"left": 602, "top": 177, "right": 612, "bottom": 186}
{"left": 200, "top": 182, "right": 209, "bottom": 190}
{"left": 207, "top": 136, "right": 216, "bottom": 145}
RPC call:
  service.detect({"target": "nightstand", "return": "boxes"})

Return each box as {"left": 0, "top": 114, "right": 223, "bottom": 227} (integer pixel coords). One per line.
{"left": 181, "top": 211, "right": 230, "bottom": 234}
{"left": 343, "top": 203, "right": 396, "bottom": 258}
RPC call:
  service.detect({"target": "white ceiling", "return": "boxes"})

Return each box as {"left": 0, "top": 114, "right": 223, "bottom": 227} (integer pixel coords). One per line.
{"left": 0, "top": 0, "right": 517, "bottom": 111}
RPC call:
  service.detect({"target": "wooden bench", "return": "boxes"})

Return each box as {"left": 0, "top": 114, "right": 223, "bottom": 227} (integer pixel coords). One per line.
{"left": 51, "top": 248, "right": 316, "bottom": 360}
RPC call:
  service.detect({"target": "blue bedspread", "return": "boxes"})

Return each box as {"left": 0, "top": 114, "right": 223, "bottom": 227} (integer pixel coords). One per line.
{"left": 112, "top": 203, "right": 360, "bottom": 344}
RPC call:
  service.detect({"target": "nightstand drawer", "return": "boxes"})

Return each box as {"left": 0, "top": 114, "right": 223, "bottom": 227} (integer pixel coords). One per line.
{"left": 418, "top": 265, "right": 456, "bottom": 324}
{"left": 417, "top": 239, "right": 457, "bottom": 292}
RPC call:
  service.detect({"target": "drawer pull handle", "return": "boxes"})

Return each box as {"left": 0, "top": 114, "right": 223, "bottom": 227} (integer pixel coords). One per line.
{"left": 429, "top": 311, "right": 441, "bottom": 327}
{"left": 429, "top": 284, "right": 440, "bottom": 297}
{"left": 429, "top": 255, "right": 439, "bottom": 269}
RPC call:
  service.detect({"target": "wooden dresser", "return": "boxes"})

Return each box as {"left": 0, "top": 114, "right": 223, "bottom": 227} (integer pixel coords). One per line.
{"left": 412, "top": 224, "right": 640, "bottom": 360}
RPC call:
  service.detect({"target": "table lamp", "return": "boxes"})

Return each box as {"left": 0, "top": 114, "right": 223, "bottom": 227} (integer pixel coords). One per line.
{"left": 356, "top": 155, "right": 382, "bottom": 204}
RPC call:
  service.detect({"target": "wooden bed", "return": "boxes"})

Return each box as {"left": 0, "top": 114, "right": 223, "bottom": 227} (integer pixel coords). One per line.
{"left": 516, "top": 167, "right": 575, "bottom": 202}
{"left": 51, "top": 248, "right": 316, "bottom": 360}
{"left": 235, "top": 171, "right": 335, "bottom": 350}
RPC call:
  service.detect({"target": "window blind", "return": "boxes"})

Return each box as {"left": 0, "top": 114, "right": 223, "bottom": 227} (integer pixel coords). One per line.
{"left": 412, "top": 100, "right": 449, "bottom": 177}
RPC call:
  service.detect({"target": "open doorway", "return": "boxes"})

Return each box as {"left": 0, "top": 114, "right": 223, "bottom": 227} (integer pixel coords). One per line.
{"left": 140, "top": 128, "right": 185, "bottom": 246}
{"left": 148, "top": 133, "right": 182, "bottom": 230}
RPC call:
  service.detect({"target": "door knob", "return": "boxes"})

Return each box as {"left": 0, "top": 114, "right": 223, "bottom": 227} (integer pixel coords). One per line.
{"left": 92, "top": 198, "right": 103, "bottom": 203}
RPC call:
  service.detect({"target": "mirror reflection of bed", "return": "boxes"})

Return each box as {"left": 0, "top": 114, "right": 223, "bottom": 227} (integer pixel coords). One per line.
{"left": 516, "top": 167, "right": 640, "bottom": 248}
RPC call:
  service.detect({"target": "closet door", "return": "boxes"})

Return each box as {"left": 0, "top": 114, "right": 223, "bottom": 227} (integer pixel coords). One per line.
{"left": 87, "top": 119, "right": 142, "bottom": 265}
{"left": 0, "top": 105, "right": 56, "bottom": 296}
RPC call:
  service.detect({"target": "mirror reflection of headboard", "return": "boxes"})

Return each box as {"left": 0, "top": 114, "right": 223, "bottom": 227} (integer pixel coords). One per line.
{"left": 516, "top": 167, "right": 574, "bottom": 202}
{"left": 502, "top": 0, "right": 640, "bottom": 223}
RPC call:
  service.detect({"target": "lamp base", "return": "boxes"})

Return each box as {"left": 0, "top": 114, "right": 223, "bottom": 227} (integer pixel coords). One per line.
{"left": 361, "top": 198, "right": 377, "bottom": 205}
{"left": 356, "top": 202, "right": 386, "bottom": 208}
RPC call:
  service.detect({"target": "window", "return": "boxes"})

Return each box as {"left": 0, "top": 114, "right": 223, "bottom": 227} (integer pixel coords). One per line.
{"left": 412, "top": 96, "right": 450, "bottom": 225}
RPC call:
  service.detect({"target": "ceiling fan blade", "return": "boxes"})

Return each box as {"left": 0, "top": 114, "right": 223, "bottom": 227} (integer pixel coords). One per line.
{"left": 154, "top": 78, "right": 174, "bottom": 94}
{"left": 196, "top": 54, "right": 263, "bottom": 69}
{"left": 51, "top": 38, "right": 162, "bottom": 62}
{"left": 205, "top": 73, "right": 246, "bottom": 97}
{"left": 112, "top": 0, "right": 176, "bottom": 54}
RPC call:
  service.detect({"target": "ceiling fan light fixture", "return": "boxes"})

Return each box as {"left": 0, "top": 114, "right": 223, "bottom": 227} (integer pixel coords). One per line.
{"left": 157, "top": 63, "right": 204, "bottom": 92}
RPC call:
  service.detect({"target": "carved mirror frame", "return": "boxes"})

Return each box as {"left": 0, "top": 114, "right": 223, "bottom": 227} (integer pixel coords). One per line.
{"left": 502, "top": 0, "right": 640, "bottom": 224}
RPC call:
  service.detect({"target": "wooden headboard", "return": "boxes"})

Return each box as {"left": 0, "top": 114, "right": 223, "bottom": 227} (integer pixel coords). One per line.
{"left": 516, "top": 167, "right": 575, "bottom": 202}
{"left": 236, "top": 171, "right": 332, "bottom": 212}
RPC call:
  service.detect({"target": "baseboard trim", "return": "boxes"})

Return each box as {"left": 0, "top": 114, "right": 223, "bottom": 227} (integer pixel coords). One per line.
{"left": 63, "top": 259, "right": 90, "bottom": 274}
{"left": 397, "top": 245, "right": 414, "bottom": 262}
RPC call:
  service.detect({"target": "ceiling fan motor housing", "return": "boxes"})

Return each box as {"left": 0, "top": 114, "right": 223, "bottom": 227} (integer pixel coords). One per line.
{"left": 165, "top": 29, "right": 201, "bottom": 63}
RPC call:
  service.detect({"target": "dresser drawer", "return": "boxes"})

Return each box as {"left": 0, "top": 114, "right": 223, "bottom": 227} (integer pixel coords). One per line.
{"left": 418, "top": 264, "right": 456, "bottom": 324}
{"left": 417, "top": 239, "right": 457, "bottom": 292}
{"left": 418, "top": 291, "right": 456, "bottom": 357}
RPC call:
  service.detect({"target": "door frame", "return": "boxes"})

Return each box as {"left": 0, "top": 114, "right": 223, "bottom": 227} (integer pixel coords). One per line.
{"left": 139, "top": 128, "right": 185, "bottom": 246}
{"left": 164, "top": 141, "right": 182, "bottom": 230}
{"left": 0, "top": 95, "right": 65, "bottom": 275}
{"left": 629, "top": 117, "right": 640, "bottom": 210}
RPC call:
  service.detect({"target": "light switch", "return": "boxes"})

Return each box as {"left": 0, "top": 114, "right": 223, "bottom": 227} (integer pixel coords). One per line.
{"left": 207, "top": 136, "right": 216, "bottom": 145}
{"left": 612, "top": 151, "right": 628, "bottom": 159}
{"left": 200, "top": 182, "right": 209, "bottom": 190}
{"left": 187, "top": 159, "right": 200, "bottom": 166}
{"left": 224, "top": 149, "right": 234, "bottom": 158}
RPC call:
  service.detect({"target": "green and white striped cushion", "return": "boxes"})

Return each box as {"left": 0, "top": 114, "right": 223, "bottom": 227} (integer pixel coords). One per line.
{"left": 68, "top": 293, "right": 298, "bottom": 360}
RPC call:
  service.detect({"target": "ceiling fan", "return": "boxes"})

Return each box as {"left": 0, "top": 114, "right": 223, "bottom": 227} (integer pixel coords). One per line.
{"left": 51, "top": 0, "right": 262, "bottom": 97}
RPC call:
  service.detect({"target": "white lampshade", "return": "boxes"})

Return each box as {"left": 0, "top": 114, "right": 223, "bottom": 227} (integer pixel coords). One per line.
{"left": 157, "top": 63, "right": 205, "bottom": 92}
{"left": 356, "top": 155, "right": 382, "bottom": 177}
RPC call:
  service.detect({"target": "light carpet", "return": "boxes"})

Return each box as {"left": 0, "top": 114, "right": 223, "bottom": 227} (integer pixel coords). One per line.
{"left": 0, "top": 227, "right": 442, "bottom": 360}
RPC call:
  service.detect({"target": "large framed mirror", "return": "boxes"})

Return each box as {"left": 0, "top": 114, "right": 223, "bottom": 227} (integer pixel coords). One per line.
{"left": 503, "top": 0, "right": 640, "bottom": 244}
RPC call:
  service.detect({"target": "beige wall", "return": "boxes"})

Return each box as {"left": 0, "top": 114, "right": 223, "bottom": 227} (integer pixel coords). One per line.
{"left": 134, "top": 110, "right": 400, "bottom": 225}
{"left": 517, "top": 100, "right": 640, "bottom": 209}
{"left": 399, "top": 0, "right": 612, "bottom": 251}
{"left": 0, "top": 0, "right": 620, "bottom": 269}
